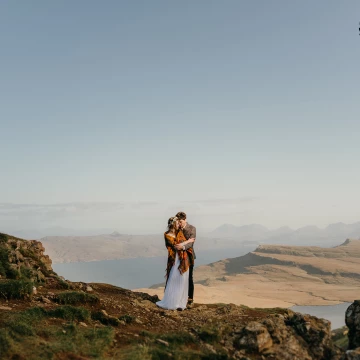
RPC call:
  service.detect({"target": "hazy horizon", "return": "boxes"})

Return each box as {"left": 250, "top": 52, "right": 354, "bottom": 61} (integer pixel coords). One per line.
{"left": 1, "top": 1, "right": 360, "bottom": 234}
{"left": 1, "top": 200, "right": 360, "bottom": 236}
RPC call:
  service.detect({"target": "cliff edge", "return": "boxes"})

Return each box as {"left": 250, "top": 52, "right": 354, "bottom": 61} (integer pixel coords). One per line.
{"left": 0, "top": 232, "right": 354, "bottom": 359}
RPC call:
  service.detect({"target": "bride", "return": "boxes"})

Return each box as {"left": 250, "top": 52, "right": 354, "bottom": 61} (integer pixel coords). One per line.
{"left": 156, "top": 217, "right": 195, "bottom": 310}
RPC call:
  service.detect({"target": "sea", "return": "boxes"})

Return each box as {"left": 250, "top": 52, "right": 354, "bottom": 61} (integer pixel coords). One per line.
{"left": 291, "top": 303, "right": 350, "bottom": 330}
{"left": 53, "top": 247, "right": 255, "bottom": 289}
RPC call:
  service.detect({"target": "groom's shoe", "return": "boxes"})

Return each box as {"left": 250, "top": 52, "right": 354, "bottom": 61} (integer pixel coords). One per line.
{"left": 176, "top": 307, "right": 183, "bottom": 311}
{"left": 187, "top": 298, "right": 194, "bottom": 308}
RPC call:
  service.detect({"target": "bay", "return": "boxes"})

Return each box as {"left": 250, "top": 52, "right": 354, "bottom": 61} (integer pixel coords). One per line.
{"left": 53, "top": 246, "right": 256, "bottom": 290}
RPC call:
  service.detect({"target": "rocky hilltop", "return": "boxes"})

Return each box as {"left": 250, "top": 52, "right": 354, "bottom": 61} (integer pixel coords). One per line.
{"left": 141, "top": 239, "right": 360, "bottom": 307}
{"left": 0, "top": 286, "right": 345, "bottom": 359}
{"left": 1, "top": 231, "right": 358, "bottom": 359}
{"left": 0, "top": 232, "right": 56, "bottom": 283}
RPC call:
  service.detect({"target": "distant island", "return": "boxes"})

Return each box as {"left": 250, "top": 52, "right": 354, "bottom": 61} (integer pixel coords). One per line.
{"left": 136, "top": 238, "right": 360, "bottom": 308}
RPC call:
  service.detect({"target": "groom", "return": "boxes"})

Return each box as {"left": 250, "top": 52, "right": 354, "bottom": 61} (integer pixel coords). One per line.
{"left": 174, "top": 211, "right": 196, "bottom": 306}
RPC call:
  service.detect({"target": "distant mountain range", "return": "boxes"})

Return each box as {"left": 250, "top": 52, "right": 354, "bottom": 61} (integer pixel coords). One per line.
{"left": 41, "top": 232, "right": 165, "bottom": 263}
{"left": 208, "top": 221, "right": 360, "bottom": 247}
{"left": 5, "top": 227, "right": 117, "bottom": 240}
{"left": 4, "top": 221, "right": 360, "bottom": 264}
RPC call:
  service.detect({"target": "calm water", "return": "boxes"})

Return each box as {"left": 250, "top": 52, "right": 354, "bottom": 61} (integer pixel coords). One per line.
{"left": 291, "top": 303, "right": 351, "bottom": 329}
{"left": 53, "top": 246, "right": 256, "bottom": 289}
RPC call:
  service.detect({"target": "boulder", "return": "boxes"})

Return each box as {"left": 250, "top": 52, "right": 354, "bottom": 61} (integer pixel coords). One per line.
{"left": 344, "top": 348, "right": 360, "bottom": 360}
{"left": 235, "top": 321, "right": 273, "bottom": 353}
{"left": 346, "top": 301, "right": 360, "bottom": 350}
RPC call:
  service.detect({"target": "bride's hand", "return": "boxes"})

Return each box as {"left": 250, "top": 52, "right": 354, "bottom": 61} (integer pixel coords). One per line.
{"left": 188, "top": 238, "right": 195, "bottom": 243}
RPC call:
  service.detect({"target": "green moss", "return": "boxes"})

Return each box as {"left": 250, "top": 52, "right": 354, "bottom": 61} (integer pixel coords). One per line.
{"left": 0, "top": 233, "right": 8, "bottom": 244}
{"left": 38, "top": 260, "right": 52, "bottom": 277}
{"left": 20, "top": 266, "right": 34, "bottom": 280}
{"left": 55, "top": 291, "right": 99, "bottom": 305}
{"left": 129, "top": 330, "right": 230, "bottom": 360}
{"left": 118, "top": 344, "right": 153, "bottom": 360}
{"left": 0, "top": 279, "right": 33, "bottom": 299}
{"left": 9, "top": 321, "right": 35, "bottom": 337}
{"left": 0, "top": 247, "right": 10, "bottom": 277}
{"left": 0, "top": 328, "right": 12, "bottom": 356}
{"left": 12, "top": 306, "right": 88, "bottom": 323}
{"left": 40, "top": 323, "right": 114, "bottom": 358}
{"left": 159, "top": 331, "right": 195, "bottom": 345}
{"left": 198, "top": 326, "right": 220, "bottom": 343}
{"left": 18, "top": 248, "right": 36, "bottom": 259}
{"left": 332, "top": 326, "right": 349, "bottom": 349}
{"left": 57, "top": 278, "right": 71, "bottom": 289}
{"left": 125, "top": 343, "right": 229, "bottom": 360}
{"left": 6, "top": 267, "right": 20, "bottom": 280}
{"left": 47, "top": 306, "right": 90, "bottom": 322}
{"left": 92, "top": 311, "right": 120, "bottom": 326}
{"left": 21, "top": 306, "right": 47, "bottom": 320}
{"left": 0, "top": 246, "right": 30, "bottom": 280}
{"left": 0, "top": 312, "right": 114, "bottom": 359}
{"left": 83, "top": 326, "right": 114, "bottom": 356}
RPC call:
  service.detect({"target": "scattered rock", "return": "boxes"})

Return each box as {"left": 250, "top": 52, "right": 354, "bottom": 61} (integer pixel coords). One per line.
{"left": 345, "top": 348, "right": 360, "bottom": 360}
{"left": 79, "top": 322, "right": 88, "bottom": 327}
{"left": 0, "top": 306, "right": 12, "bottom": 311}
{"left": 156, "top": 339, "right": 169, "bottom": 347}
{"left": 101, "top": 309, "right": 109, "bottom": 317}
{"left": 140, "top": 300, "right": 156, "bottom": 308}
{"left": 41, "top": 296, "right": 51, "bottom": 304}
{"left": 204, "top": 343, "right": 217, "bottom": 353}
{"left": 236, "top": 322, "right": 273, "bottom": 353}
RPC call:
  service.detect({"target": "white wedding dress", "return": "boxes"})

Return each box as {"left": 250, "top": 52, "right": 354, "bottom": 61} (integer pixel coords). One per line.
{"left": 156, "top": 252, "right": 189, "bottom": 310}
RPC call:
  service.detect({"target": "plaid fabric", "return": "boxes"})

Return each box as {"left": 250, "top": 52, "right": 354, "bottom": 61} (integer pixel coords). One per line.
{"left": 164, "top": 230, "right": 194, "bottom": 285}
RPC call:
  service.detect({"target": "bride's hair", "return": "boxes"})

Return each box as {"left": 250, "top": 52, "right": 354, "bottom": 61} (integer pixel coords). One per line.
{"left": 166, "top": 217, "right": 176, "bottom": 233}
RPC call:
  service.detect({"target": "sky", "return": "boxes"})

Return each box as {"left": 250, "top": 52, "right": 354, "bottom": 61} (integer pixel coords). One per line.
{"left": 1, "top": 1, "right": 360, "bottom": 234}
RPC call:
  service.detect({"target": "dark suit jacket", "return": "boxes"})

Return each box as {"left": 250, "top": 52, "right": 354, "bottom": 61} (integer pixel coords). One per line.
{"left": 182, "top": 223, "right": 196, "bottom": 260}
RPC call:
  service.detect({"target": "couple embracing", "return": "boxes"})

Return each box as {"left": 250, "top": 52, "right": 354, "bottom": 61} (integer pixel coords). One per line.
{"left": 156, "top": 211, "right": 196, "bottom": 311}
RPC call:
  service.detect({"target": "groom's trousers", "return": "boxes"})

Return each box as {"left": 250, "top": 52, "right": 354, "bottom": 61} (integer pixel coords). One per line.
{"left": 188, "top": 265, "right": 194, "bottom": 299}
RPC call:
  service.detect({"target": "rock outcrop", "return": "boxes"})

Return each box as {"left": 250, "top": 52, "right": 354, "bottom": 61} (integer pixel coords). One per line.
{"left": 331, "top": 300, "right": 360, "bottom": 360}
{"left": 0, "top": 232, "right": 59, "bottom": 285}
{"left": 0, "top": 281, "right": 345, "bottom": 359}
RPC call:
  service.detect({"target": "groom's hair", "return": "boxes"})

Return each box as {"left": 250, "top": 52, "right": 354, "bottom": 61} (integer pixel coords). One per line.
{"left": 176, "top": 211, "right": 186, "bottom": 220}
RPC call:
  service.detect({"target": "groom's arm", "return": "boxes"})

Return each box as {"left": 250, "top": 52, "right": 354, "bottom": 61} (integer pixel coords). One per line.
{"left": 183, "top": 226, "right": 196, "bottom": 251}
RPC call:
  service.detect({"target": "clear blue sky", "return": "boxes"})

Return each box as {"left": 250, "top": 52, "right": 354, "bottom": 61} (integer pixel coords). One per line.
{"left": 1, "top": 1, "right": 359, "bottom": 233}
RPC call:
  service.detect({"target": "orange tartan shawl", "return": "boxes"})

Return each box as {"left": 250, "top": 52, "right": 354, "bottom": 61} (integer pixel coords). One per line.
{"left": 164, "top": 230, "right": 194, "bottom": 284}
